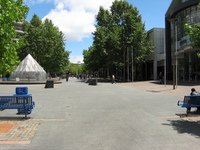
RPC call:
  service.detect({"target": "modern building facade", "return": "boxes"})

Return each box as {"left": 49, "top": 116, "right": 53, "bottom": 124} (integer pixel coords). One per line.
{"left": 165, "top": 0, "right": 200, "bottom": 82}
{"left": 148, "top": 28, "right": 165, "bottom": 80}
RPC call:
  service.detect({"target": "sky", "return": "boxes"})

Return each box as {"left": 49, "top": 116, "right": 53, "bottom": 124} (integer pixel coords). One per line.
{"left": 24, "top": 0, "right": 172, "bottom": 63}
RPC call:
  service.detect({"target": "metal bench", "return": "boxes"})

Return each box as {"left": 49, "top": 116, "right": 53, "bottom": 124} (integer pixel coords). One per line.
{"left": 0, "top": 87, "right": 35, "bottom": 119}
{"left": 177, "top": 95, "right": 200, "bottom": 116}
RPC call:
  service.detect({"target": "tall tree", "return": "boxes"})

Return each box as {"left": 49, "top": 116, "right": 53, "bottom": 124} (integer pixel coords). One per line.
{"left": 40, "top": 19, "right": 66, "bottom": 74}
{"left": 0, "top": 0, "right": 29, "bottom": 76}
{"left": 18, "top": 14, "right": 70, "bottom": 74}
{"left": 18, "top": 14, "right": 43, "bottom": 60}
{"left": 84, "top": 0, "right": 153, "bottom": 81}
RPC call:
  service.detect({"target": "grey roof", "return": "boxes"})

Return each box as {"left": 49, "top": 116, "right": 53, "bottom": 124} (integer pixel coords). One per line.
{"left": 11, "top": 54, "right": 47, "bottom": 81}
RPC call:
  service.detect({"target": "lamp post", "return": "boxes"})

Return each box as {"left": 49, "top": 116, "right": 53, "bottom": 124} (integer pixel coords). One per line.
{"left": 173, "top": 20, "right": 178, "bottom": 89}
{"left": 164, "top": 29, "right": 166, "bottom": 87}
{"left": 168, "top": 18, "right": 177, "bottom": 89}
{"left": 127, "top": 47, "right": 129, "bottom": 82}
{"left": 76, "top": 61, "right": 81, "bottom": 76}
{"left": 131, "top": 45, "right": 134, "bottom": 82}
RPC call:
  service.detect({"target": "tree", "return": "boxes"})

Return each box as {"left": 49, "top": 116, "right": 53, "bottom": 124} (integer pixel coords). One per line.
{"left": 18, "top": 14, "right": 43, "bottom": 60}
{"left": 18, "top": 14, "right": 70, "bottom": 75}
{"left": 184, "top": 3, "right": 200, "bottom": 57}
{"left": 0, "top": 0, "right": 29, "bottom": 76}
{"left": 83, "top": 0, "right": 153, "bottom": 81}
{"left": 40, "top": 19, "right": 67, "bottom": 74}
{"left": 185, "top": 24, "right": 200, "bottom": 57}
{"left": 68, "top": 63, "right": 83, "bottom": 75}
{"left": 185, "top": 24, "right": 200, "bottom": 48}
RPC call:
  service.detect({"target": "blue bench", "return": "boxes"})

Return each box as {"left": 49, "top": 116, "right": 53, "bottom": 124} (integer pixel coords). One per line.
{"left": 177, "top": 95, "right": 200, "bottom": 116}
{"left": 0, "top": 87, "right": 35, "bottom": 119}
{"left": 2, "top": 77, "right": 11, "bottom": 81}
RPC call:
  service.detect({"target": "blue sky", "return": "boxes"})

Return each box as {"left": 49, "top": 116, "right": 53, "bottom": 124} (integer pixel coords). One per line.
{"left": 24, "top": 0, "right": 172, "bottom": 63}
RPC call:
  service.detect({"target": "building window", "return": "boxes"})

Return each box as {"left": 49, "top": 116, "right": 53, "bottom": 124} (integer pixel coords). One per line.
{"left": 173, "top": 5, "right": 200, "bottom": 50}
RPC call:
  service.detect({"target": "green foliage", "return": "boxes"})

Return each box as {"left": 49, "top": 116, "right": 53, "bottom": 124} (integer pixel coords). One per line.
{"left": 83, "top": 0, "right": 153, "bottom": 80}
{"left": 18, "top": 14, "right": 70, "bottom": 74}
{"left": 185, "top": 24, "right": 200, "bottom": 48}
{"left": 68, "top": 63, "right": 83, "bottom": 75}
{"left": 185, "top": 24, "right": 200, "bottom": 58}
{"left": 0, "top": 0, "right": 29, "bottom": 76}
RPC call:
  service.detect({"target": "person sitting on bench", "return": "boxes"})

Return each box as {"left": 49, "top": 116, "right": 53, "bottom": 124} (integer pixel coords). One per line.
{"left": 190, "top": 88, "right": 198, "bottom": 95}
{"left": 190, "top": 88, "right": 200, "bottom": 111}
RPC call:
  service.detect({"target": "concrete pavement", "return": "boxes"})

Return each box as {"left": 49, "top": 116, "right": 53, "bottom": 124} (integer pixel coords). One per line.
{"left": 119, "top": 80, "right": 200, "bottom": 99}
{"left": 0, "top": 78, "right": 200, "bottom": 149}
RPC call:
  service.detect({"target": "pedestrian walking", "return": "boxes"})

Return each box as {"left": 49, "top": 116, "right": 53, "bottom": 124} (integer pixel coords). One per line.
{"left": 66, "top": 72, "right": 69, "bottom": 82}
{"left": 112, "top": 75, "right": 116, "bottom": 84}
{"left": 158, "top": 72, "right": 163, "bottom": 84}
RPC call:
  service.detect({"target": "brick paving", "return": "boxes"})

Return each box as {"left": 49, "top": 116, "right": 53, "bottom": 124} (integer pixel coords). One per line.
{"left": 119, "top": 80, "right": 200, "bottom": 99}
{"left": 0, "top": 123, "right": 16, "bottom": 133}
{"left": 0, "top": 119, "right": 41, "bottom": 143}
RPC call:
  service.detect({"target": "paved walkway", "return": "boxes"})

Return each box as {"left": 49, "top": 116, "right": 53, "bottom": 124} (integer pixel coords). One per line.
{"left": 119, "top": 80, "right": 200, "bottom": 98}
{"left": 0, "top": 78, "right": 200, "bottom": 150}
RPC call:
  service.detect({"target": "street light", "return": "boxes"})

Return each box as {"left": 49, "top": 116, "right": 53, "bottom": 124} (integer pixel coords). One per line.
{"left": 76, "top": 61, "right": 81, "bottom": 76}
{"left": 127, "top": 47, "right": 129, "bottom": 82}
{"left": 164, "top": 30, "right": 166, "bottom": 87}
{"left": 131, "top": 45, "right": 134, "bottom": 82}
{"left": 168, "top": 18, "right": 178, "bottom": 89}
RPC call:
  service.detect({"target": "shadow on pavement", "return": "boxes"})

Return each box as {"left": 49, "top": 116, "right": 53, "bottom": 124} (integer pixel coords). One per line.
{"left": 165, "top": 119, "right": 200, "bottom": 138}
{"left": 150, "top": 80, "right": 200, "bottom": 86}
{"left": 163, "top": 112, "right": 200, "bottom": 138}
{"left": 0, "top": 116, "right": 27, "bottom": 121}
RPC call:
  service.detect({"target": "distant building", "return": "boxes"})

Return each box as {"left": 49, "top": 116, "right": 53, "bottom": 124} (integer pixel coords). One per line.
{"left": 147, "top": 28, "right": 165, "bottom": 80}
{"left": 13, "top": 22, "right": 24, "bottom": 42}
{"left": 165, "top": 0, "right": 200, "bottom": 81}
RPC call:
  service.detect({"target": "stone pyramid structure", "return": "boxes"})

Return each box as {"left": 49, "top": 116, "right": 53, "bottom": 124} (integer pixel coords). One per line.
{"left": 11, "top": 54, "right": 47, "bottom": 81}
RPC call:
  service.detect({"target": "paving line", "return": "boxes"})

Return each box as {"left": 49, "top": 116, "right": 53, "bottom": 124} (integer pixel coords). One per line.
{"left": 158, "top": 116, "right": 180, "bottom": 118}
{"left": 30, "top": 119, "right": 65, "bottom": 121}
{"left": 0, "top": 141, "right": 31, "bottom": 144}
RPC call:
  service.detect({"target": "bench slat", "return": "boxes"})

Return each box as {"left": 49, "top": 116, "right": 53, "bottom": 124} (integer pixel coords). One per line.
{"left": 0, "top": 105, "right": 34, "bottom": 109}
{"left": 0, "top": 95, "right": 35, "bottom": 119}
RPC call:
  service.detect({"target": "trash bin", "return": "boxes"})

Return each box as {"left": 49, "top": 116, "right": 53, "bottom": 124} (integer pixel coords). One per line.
{"left": 45, "top": 80, "right": 54, "bottom": 88}
{"left": 88, "top": 79, "right": 97, "bottom": 85}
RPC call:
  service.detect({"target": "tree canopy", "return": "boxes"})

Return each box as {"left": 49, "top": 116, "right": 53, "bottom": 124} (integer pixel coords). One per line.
{"left": 0, "top": 0, "right": 29, "bottom": 76}
{"left": 184, "top": 4, "right": 200, "bottom": 57}
{"left": 185, "top": 24, "right": 200, "bottom": 48}
{"left": 83, "top": 0, "right": 153, "bottom": 81}
{"left": 18, "top": 14, "right": 70, "bottom": 75}
{"left": 185, "top": 23, "right": 200, "bottom": 58}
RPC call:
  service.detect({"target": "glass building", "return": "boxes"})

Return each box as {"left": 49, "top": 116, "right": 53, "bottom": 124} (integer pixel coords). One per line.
{"left": 165, "top": 0, "right": 200, "bottom": 82}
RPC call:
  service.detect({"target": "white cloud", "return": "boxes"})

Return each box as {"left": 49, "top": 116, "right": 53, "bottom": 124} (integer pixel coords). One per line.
{"left": 26, "top": 0, "right": 115, "bottom": 63}
{"left": 44, "top": 7, "right": 95, "bottom": 41}
{"left": 69, "top": 55, "right": 83, "bottom": 64}
{"left": 41, "top": 0, "right": 115, "bottom": 41}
